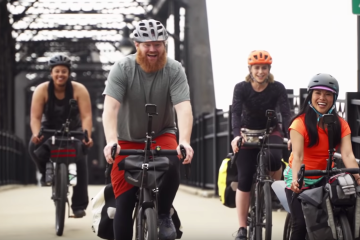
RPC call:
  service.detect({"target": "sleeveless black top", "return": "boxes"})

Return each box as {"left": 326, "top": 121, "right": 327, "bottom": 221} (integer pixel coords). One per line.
{"left": 41, "top": 81, "right": 82, "bottom": 130}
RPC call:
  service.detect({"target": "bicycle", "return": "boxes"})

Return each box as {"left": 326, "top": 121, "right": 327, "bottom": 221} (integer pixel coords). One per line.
{"left": 110, "top": 103, "right": 188, "bottom": 240}
{"left": 236, "top": 109, "right": 288, "bottom": 240}
{"left": 36, "top": 99, "right": 89, "bottom": 236}
{"left": 272, "top": 114, "right": 360, "bottom": 240}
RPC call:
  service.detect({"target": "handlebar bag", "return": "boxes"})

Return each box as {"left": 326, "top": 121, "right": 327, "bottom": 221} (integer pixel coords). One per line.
{"left": 34, "top": 137, "right": 86, "bottom": 163}
{"left": 118, "top": 155, "right": 169, "bottom": 189}
{"left": 298, "top": 186, "right": 337, "bottom": 240}
{"left": 327, "top": 173, "right": 356, "bottom": 207}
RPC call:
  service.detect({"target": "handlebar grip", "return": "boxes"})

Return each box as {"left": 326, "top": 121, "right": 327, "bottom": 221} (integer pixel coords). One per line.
{"left": 303, "top": 170, "right": 327, "bottom": 176}
{"left": 84, "top": 130, "right": 89, "bottom": 143}
{"left": 297, "top": 164, "right": 305, "bottom": 189}
{"left": 111, "top": 143, "right": 117, "bottom": 160}
{"left": 180, "top": 144, "right": 186, "bottom": 159}
{"left": 291, "top": 164, "right": 305, "bottom": 203}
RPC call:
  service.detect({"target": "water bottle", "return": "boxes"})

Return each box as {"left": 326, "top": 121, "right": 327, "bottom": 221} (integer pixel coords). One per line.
{"left": 68, "top": 163, "right": 77, "bottom": 186}
{"left": 45, "top": 162, "right": 54, "bottom": 186}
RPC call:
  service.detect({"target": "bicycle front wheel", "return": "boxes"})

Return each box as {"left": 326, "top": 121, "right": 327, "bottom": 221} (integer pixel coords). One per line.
{"left": 255, "top": 182, "right": 272, "bottom": 240}
{"left": 283, "top": 213, "right": 292, "bottom": 240}
{"left": 336, "top": 212, "right": 353, "bottom": 240}
{"left": 142, "top": 208, "right": 158, "bottom": 240}
{"left": 55, "top": 163, "right": 67, "bottom": 236}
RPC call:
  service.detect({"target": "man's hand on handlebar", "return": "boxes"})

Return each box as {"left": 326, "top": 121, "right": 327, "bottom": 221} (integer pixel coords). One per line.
{"left": 104, "top": 142, "right": 120, "bottom": 164}
{"left": 177, "top": 142, "right": 193, "bottom": 164}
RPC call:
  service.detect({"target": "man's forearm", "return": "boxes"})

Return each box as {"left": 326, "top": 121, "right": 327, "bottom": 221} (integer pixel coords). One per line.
{"left": 102, "top": 108, "right": 119, "bottom": 144}
{"left": 82, "top": 116, "right": 93, "bottom": 137}
{"left": 177, "top": 105, "right": 193, "bottom": 143}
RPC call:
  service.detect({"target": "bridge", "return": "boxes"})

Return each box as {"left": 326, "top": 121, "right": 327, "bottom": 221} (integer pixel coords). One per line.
{"left": 1, "top": 1, "right": 360, "bottom": 239}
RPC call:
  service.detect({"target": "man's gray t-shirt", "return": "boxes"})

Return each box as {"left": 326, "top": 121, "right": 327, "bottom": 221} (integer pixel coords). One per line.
{"left": 103, "top": 54, "right": 190, "bottom": 142}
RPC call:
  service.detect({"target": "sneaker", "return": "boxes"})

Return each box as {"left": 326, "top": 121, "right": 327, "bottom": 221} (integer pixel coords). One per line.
{"left": 40, "top": 175, "right": 47, "bottom": 187}
{"left": 73, "top": 209, "right": 86, "bottom": 218}
{"left": 235, "top": 227, "right": 247, "bottom": 240}
{"left": 158, "top": 214, "right": 176, "bottom": 240}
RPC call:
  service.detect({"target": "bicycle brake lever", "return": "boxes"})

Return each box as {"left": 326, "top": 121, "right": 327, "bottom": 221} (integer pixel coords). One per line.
{"left": 37, "top": 127, "right": 44, "bottom": 138}
{"left": 291, "top": 164, "right": 305, "bottom": 204}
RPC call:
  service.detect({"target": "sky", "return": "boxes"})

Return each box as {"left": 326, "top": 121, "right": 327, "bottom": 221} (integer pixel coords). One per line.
{"left": 206, "top": 0, "right": 358, "bottom": 111}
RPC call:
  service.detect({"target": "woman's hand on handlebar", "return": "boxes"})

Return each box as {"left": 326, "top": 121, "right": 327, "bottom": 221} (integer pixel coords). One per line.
{"left": 83, "top": 137, "right": 93, "bottom": 148}
{"left": 32, "top": 134, "right": 44, "bottom": 145}
{"left": 290, "top": 179, "right": 303, "bottom": 194}
{"left": 177, "top": 142, "right": 193, "bottom": 164}
{"left": 231, "top": 135, "right": 245, "bottom": 153}
{"left": 287, "top": 139, "right": 292, "bottom": 151}
{"left": 103, "top": 142, "right": 120, "bottom": 164}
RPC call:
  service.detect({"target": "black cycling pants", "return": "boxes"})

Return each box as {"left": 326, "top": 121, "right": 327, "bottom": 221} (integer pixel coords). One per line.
{"left": 113, "top": 155, "right": 180, "bottom": 240}
{"left": 28, "top": 139, "right": 89, "bottom": 211}
{"left": 236, "top": 135, "right": 283, "bottom": 192}
{"left": 285, "top": 178, "right": 326, "bottom": 240}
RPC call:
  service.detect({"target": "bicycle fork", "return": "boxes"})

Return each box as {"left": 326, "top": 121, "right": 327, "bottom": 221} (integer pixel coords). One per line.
{"left": 136, "top": 188, "right": 156, "bottom": 240}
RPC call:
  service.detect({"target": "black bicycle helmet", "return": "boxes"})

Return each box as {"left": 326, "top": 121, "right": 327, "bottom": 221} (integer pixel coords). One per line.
{"left": 48, "top": 54, "right": 71, "bottom": 68}
{"left": 307, "top": 73, "right": 339, "bottom": 100}
{"left": 132, "top": 19, "right": 168, "bottom": 42}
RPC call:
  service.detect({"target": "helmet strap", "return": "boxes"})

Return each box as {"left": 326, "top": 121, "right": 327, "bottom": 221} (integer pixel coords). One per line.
{"left": 308, "top": 101, "right": 335, "bottom": 122}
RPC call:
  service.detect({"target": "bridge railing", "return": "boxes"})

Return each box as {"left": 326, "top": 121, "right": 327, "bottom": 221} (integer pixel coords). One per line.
{"left": 0, "top": 131, "right": 33, "bottom": 186}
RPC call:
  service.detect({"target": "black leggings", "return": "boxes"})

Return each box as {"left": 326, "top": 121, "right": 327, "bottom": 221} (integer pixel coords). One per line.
{"left": 236, "top": 135, "right": 283, "bottom": 192}
{"left": 285, "top": 178, "right": 326, "bottom": 240}
{"left": 28, "top": 139, "right": 89, "bottom": 211}
{"left": 113, "top": 155, "right": 180, "bottom": 240}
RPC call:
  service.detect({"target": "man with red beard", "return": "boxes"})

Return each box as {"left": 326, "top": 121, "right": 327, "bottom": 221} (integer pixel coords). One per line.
{"left": 102, "top": 19, "right": 194, "bottom": 240}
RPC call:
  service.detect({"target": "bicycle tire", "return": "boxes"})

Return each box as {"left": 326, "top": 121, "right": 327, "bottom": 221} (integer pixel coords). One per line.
{"left": 142, "top": 208, "right": 158, "bottom": 240}
{"left": 248, "top": 183, "right": 256, "bottom": 240}
{"left": 255, "top": 182, "right": 272, "bottom": 240}
{"left": 337, "top": 212, "right": 353, "bottom": 240}
{"left": 283, "top": 213, "right": 292, "bottom": 240}
{"left": 55, "top": 163, "right": 67, "bottom": 236}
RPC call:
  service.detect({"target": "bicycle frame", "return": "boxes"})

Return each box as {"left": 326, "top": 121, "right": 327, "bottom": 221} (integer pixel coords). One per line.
{"left": 111, "top": 103, "right": 186, "bottom": 240}
{"left": 237, "top": 109, "right": 288, "bottom": 240}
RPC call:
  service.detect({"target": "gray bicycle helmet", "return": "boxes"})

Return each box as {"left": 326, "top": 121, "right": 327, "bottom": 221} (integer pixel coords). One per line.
{"left": 48, "top": 54, "right": 71, "bottom": 68}
{"left": 307, "top": 73, "right": 339, "bottom": 100}
{"left": 132, "top": 19, "right": 168, "bottom": 42}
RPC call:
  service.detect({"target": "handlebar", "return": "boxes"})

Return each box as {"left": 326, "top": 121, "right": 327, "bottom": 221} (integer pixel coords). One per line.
{"left": 108, "top": 144, "right": 190, "bottom": 180}
{"left": 237, "top": 139, "right": 288, "bottom": 150}
{"left": 110, "top": 144, "right": 186, "bottom": 159}
{"left": 303, "top": 168, "right": 360, "bottom": 176}
{"left": 38, "top": 127, "right": 89, "bottom": 143}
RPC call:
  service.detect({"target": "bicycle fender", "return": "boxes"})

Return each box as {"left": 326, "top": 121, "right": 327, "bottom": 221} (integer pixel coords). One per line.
{"left": 271, "top": 180, "right": 290, "bottom": 213}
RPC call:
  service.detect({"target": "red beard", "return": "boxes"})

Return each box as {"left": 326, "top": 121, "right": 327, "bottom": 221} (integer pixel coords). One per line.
{"left": 136, "top": 49, "right": 167, "bottom": 73}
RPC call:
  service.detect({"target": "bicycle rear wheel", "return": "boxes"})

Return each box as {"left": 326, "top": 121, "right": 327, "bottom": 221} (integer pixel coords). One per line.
{"left": 142, "top": 208, "right": 158, "bottom": 240}
{"left": 255, "top": 182, "right": 272, "bottom": 240}
{"left": 55, "top": 163, "right": 67, "bottom": 236}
